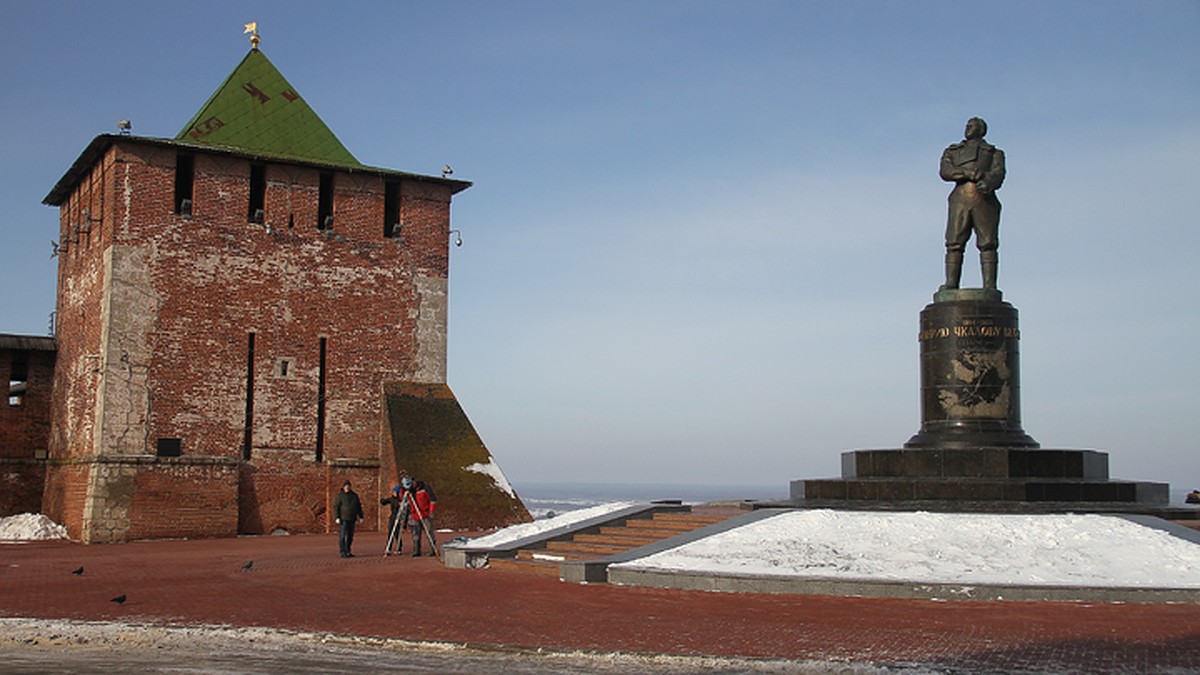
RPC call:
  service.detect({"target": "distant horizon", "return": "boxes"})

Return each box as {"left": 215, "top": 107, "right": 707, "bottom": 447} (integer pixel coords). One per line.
{"left": 512, "top": 480, "right": 1200, "bottom": 507}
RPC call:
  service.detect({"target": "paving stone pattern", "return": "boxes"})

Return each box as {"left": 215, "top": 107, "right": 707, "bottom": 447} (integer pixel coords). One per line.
{"left": 1, "top": 532, "right": 1198, "bottom": 671}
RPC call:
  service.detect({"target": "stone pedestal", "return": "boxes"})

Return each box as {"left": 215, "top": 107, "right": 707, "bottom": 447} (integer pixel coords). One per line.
{"left": 795, "top": 447, "right": 1168, "bottom": 506}
{"left": 790, "top": 289, "right": 1171, "bottom": 511}
{"left": 905, "top": 290, "right": 1038, "bottom": 448}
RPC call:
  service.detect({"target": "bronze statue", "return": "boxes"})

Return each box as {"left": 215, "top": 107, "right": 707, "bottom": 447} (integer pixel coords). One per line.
{"left": 939, "top": 117, "right": 1005, "bottom": 290}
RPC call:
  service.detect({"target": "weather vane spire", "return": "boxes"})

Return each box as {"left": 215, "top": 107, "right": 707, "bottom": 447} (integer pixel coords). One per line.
{"left": 244, "top": 21, "right": 260, "bottom": 50}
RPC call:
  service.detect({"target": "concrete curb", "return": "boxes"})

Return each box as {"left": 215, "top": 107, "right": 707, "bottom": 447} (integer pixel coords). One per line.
{"left": 604, "top": 566, "right": 1200, "bottom": 603}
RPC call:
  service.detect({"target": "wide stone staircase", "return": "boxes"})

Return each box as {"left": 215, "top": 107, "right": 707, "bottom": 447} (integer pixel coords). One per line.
{"left": 487, "top": 510, "right": 730, "bottom": 577}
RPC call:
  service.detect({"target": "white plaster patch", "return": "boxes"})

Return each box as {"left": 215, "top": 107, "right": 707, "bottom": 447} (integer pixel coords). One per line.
{"left": 413, "top": 275, "right": 447, "bottom": 383}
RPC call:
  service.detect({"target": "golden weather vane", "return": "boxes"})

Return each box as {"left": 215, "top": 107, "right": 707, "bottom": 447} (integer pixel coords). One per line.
{"left": 244, "top": 21, "right": 261, "bottom": 50}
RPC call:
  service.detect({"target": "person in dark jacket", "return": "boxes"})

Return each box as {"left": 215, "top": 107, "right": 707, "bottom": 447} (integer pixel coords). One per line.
{"left": 406, "top": 479, "right": 437, "bottom": 556}
{"left": 333, "top": 480, "right": 364, "bottom": 558}
{"left": 380, "top": 484, "right": 408, "bottom": 555}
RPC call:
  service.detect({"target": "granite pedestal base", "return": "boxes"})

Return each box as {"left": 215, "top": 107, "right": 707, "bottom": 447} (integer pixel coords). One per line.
{"left": 794, "top": 446, "right": 1170, "bottom": 509}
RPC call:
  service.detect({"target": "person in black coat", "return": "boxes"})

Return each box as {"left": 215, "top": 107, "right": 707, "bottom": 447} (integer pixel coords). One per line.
{"left": 333, "top": 480, "right": 364, "bottom": 558}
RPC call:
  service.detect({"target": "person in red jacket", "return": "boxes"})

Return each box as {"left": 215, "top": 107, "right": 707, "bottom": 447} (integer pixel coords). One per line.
{"left": 405, "top": 479, "right": 437, "bottom": 556}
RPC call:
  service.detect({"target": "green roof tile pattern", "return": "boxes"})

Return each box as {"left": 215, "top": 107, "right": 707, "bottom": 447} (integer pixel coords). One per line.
{"left": 176, "top": 49, "right": 360, "bottom": 166}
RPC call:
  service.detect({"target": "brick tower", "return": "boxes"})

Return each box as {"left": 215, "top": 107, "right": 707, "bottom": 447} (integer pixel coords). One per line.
{"left": 40, "top": 43, "right": 529, "bottom": 542}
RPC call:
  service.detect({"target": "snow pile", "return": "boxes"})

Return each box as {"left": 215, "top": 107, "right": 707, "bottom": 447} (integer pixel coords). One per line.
{"left": 614, "top": 510, "right": 1200, "bottom": 588}
{"left": 465, "top": 501, "right": 638, "bottom": 549}
{"left": 0, "top": 513, "right": 68, "bottom": 542}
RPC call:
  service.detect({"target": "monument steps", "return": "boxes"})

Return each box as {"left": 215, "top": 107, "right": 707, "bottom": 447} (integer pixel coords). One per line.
{"left": 488, "top": 511, "right": 726, "bottom": 577}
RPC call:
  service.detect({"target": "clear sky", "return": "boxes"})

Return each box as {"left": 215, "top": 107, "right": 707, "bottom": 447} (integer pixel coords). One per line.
{"left": 2, "top": 2, "right": 1197, "bottom": 492}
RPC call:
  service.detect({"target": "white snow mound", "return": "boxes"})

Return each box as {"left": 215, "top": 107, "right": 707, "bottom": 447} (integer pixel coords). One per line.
{"left": 613, "top": 510, "right": 1200, "bottom": 588}
{"left": 0, "top": 513, "right": 69, "bottom": 542}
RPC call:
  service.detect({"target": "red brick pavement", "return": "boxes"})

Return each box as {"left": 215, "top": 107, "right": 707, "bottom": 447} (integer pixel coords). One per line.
{"left": 2, "top": 531, "right": 1199, "bottom": 671}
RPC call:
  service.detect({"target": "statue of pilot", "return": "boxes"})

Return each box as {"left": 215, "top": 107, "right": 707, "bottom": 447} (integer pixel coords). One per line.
{"left": 939, "top": 117, "right": 1006, "bottom": 291}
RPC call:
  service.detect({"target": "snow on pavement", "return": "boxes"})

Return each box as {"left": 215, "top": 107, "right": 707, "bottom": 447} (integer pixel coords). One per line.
{"left": 612, "top": 509, "right": 1200, "bottom": 588}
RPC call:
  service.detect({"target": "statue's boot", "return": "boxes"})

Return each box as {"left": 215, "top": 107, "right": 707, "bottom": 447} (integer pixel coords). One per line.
{"left": 981, "top": 251, "right": 998, "bottom": 290}
{"left": 939, "top": 251, "right": 963, "bottom": 291}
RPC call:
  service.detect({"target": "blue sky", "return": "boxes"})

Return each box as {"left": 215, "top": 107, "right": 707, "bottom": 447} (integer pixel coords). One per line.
{"left": 2, "top": 2, "right": 1197, "bottom": 493}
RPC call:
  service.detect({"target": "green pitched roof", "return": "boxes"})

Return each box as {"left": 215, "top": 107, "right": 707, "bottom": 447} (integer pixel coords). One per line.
{"left": 176, "top": 49, "right": 360, "bottom": 166}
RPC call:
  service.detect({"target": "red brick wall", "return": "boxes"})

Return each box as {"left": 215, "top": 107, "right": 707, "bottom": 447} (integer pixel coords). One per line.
{"left": 238, "top": 451, "right": 326, "bottom": 534}
{"left": 0, "top": 462, "right": 45, "bottom": 516}
{"left": 124, "top": 459, "right": 239, "bottom": 541}
{"left": 46, "top": 139, "right": 456, "bottom": 540}
{"left": 49, "top": 151, "right": 111, "bottom": 462}
{"left": 1, "top": 347, "right": 54, "bottom": 459}
{"left": 1, "top": 345, "right": 54, "bottom": 517}
{"left": 109, "top": 146, "right": 452, "bottom": 462}
{"left": 42, "top": 461, "right": 90, "bottom": 539}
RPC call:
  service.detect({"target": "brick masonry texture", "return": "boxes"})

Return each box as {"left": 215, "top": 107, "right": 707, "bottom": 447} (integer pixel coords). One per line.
{"left": 29, "top": 138, "right": 528, "bottom": 541}
{"left": 1, "top": 345, "right": 54, "bottom": 514}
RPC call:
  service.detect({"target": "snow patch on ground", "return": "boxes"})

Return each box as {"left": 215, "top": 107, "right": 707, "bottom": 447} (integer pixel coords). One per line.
{"left": 464, "top": 501, "right": 639, "bottom": 549}
{"left": 0, "top": 514, "right": 68, "bottom": 542}
{"left": 0, "top": 619, "right": 858, "bottom": 673}
{"left": 613, "top": 510, "right": 1200, "bottom": 588}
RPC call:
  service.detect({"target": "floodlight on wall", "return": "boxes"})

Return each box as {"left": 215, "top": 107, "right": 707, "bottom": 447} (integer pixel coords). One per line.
{"left": 117, "top": 119, "right": 132, "bottom": 135}
{"left": 441, "top": 165, "right": 454, "bottom": 178}
{"left": 180, "top": 199, "right": 193, "bottom": 220}
{"left": 323, "top": 215, "right": 334, "bottom": 230}
{"left": 390, "top": 222, "right": 402, "bottom": 237}
{"left": 252, "top": 209, "right": 265, "bottom": 224}
{"left": 449, "top": 229, "right": 463, "bottom": 247}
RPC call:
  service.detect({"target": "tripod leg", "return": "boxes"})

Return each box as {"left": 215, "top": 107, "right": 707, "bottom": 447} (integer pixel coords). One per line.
{"left": 383, "top": 511, "right": 405, "bottom": 557}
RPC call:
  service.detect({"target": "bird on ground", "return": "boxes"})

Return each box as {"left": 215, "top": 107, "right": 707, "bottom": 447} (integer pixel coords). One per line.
{"left": 71, "top": 566, "right": 84, "bottom": 575}
{"left": 242, "top": 560, "right": 253, "bottom": 571}
{"left": 110, "top": 594, "right": 126, "bottom": 605}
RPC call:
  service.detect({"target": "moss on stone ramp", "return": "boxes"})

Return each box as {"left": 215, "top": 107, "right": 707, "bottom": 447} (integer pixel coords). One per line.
{"left": 384, "top": 382, "right": 530, "bottom": 530}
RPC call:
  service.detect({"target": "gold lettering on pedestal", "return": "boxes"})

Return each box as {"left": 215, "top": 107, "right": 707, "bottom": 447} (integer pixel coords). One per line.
{"left": 919, "top": 324, "right": 1019, "bottom": 342}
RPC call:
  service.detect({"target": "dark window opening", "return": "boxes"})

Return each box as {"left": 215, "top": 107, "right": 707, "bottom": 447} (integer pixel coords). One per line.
{"left": 317, "top": 173, "right": 334, "bottom": 230}
{"left": 274, "top": 358, "right": 294, "bottom": 378}
{"left": 8, "top": 350, "right": 29, "bottom": 406}
{"left": 316, "top": 337, "right": 327, "bottom": 463}
{"left": 156, "top": 438, "right": 182, "bottom": 457}
{"left": 243, "top": 332, "right": 255, "bottom": 461}
{"left": 384, "top": 181, "right": 400, "bottom": 238}
{"left": 248, "top": 164, "right": 266, "bottom": 223}
{"left": 316, "top": 171, "right": 336, "bottom": 229}
{"left": 174, "top": 153, "right": 195, "bottom": 216}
